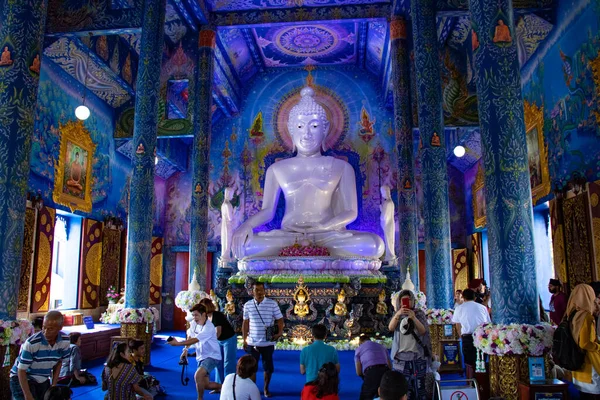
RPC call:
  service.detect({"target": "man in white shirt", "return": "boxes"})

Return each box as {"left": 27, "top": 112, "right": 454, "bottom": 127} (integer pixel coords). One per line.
{"left": 243, "top": 281, "right": 284, "bottom": 398}
{"left": 169, "top": 303, "right": 222, "bottom": 399}
{"left": 452, "top": 288, "right": 490, "bottom": 368}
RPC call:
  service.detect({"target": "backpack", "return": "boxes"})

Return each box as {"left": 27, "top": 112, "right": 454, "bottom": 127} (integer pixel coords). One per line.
{"left": 552, "top": 310, "right": 585, "bottom": 371}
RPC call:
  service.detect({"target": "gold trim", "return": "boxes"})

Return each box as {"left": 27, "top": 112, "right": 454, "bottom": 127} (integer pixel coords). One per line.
{"left": 52, "top": 120, "right": 96, "bottom": 213}
{"left": 524, "top": 100, "right": 550, "bottom": 205}
{"left": 472, "top": 163, "right": 486, "bottom": 229}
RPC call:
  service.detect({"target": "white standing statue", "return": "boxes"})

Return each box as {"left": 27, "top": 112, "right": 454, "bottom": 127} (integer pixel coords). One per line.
{"left": 232, "top": 87, "right": 384, "bottom": 259}
{"left": 380, "top": 185, "right": 396, "bottom": 261}
{"left": 221, "top": 187, "right": 235, "bottom": 260}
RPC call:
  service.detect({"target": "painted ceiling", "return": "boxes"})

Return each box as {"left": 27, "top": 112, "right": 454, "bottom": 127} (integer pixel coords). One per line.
{"left": 207, "top": 0, "right": 388, "bottom": 12}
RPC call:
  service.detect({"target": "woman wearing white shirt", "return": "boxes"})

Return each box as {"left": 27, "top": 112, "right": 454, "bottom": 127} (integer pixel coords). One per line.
{"left": 220, "top": 355, "right": 262, "bottom": 400}
{"left": 169, "top": 303, "right": 222, "bottom": 399}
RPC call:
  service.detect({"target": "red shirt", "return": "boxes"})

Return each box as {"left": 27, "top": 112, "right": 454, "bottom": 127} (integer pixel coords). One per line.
{"left": 301, "top": 385, "right": 339, "bottom": 400}
{"left": 550, "top": 292, "right": 567, "bottom": 325}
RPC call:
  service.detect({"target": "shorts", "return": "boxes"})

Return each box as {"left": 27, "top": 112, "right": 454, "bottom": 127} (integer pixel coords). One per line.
{"left": 247, "top": 345, "right": 275, "bottom": 373}
{"left": 198, "top": 357, "right": 219, "bottom": 374}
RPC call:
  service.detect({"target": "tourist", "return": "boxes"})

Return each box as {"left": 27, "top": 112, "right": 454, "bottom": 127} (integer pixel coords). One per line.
{"left": 243, "top": 281, "right": 284, "bottom": 397}
{"left": 42, "top": 386, "right": 72, "bottom": 400}
{"left": 568, "top": 284, "right": 600, "bottom": 399}
{"left": 471, "top": 279, "right": 490, "bottom": 308}
{"left": 168, "top": 303, "right": 222, "bottom": 399}
{"left": 301, "top": 362, "right": 339, "bottom": 400}
{"left": 9, "top": 311, "right": 71, "bottom": 400}
{"left": 591, "top": 281, "right": 600, "bottom": 337}
{"left": 376, "top": 370, "right": 408, "bottom": 400}
{"left": 57, "top": 332, "right": 95, "bottom": 386}
{"left": 549, "top": 278, "right": 568, "bottom": 325}
{"left": 354, "top": 334, "right": 390, "bottom": 400}
{"left": 453, "top": 290, "right": 463, "bottom": 309}
{"left": 199, "top": 297, "right": 237, "bottom": 387}
{"left": 300, "top": 324, "right": 340, "bottom": 383}
{"left": 101, "top": 341, "right": 153, "bottom": 400}
{"left": 129, "top": 339, "right": 165, "bottom": 396}
{"left": 452, "top": 288, "right": 490, "bottom": 368}
{"left": 220, "top": 355, "right": 262, "bottom": 400}
{"left": 388, "top": 290, "right": 431, "bottom": 400}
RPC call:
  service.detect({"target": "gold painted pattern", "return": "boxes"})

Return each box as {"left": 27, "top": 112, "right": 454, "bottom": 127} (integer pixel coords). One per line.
{"left": 564, "top": 193, "right": 594, "bottom": 291}
{"left": 18, "top": 208, "right": 36, "bottom": 311}
{"left": 524, "top": 101, "right": 550, "bottom": 205}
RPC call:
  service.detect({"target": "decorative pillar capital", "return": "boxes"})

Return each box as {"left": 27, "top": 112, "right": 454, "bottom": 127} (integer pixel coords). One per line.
{"left": 390, "top": 17, "right": 407, "bottom": 40}
{"left": 199, "top": 30, "right": 216, "bottom": 49}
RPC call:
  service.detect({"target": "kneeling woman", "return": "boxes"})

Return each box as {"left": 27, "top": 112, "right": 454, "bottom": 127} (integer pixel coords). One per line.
{"left": 169, "top": 303, "right": 222, "bottom": 399}
{"left": 388, "top": 290, "right": 431, "bottom": 400}
{"left": 301, "top": 362, "right": 340, "bottom": 400}
{"left": 102, "top": 342, "right": 153, "bottom": 400}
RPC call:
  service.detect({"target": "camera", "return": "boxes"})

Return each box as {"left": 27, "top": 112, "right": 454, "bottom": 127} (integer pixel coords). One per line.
{"left": 179, "top": 355, "right": 189, "bottom": 366}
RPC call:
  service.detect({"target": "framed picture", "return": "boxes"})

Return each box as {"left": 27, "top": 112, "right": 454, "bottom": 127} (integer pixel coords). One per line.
{"left": 471, "top": 162, "right": 486, "bottom": 229}
{"left": 53, "top": 120, "right": 96, "bottom": 213}
{"left": 524, "top": 101, "right": 550, "bottom": 205}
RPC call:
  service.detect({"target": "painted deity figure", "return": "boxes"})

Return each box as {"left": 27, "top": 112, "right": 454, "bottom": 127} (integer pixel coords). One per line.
{"left": 221, "top": 187, "right": 235, "bottom": 260}
{"left": 493, "top": 20, "right": 511, "bottom": 43}
{"left": 0, "top": 46, "right": 13, "bottom": 66}
{"left": 29, "top": 55, "right": 40, "bottom": 74}
{"left": 379, "top": 185, "right": 396, "bottom": 262}
{"left": 66, "top": 152, "right": 83, "bottom": 192}
{"left": 232, "top": 87, "right": 384, "bottom": 259}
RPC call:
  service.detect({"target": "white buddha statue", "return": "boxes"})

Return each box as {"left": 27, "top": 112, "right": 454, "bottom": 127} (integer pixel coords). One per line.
{"left": 380, "top": 185, "right": 396, "bottom": 261}
{"left": 220, "top": 187, "right": 234, "bottom": 260}
{"left": 232, "top": 87, "right": 384, "bottom": 259}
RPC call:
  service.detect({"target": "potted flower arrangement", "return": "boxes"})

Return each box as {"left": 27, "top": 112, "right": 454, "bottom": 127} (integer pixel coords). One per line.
{"left": 473, "top": 322, "right": 554, "bottom": 356}
{"left": 426, "top": 309, "right": 454, "bottom": 325}
{"left": 0, "top": 319, "right": 35, "bottom": 346}
{"left": 106, "top": 286, "right": 121, "bottom": 304}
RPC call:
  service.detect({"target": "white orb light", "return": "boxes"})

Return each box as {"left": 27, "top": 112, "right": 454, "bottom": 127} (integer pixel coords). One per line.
{"left": 453, "top": 145, "right": 466, "bottom": 158}
{"left": 75, "top": 105, "right": 90, "bottom": 120}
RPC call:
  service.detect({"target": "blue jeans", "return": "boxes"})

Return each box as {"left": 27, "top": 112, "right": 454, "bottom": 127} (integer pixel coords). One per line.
{"left": 215, "top": 335, "right": 238, "bottom": 384}
{"left": 10, "top": 375, "right": 50, "bottom": 400}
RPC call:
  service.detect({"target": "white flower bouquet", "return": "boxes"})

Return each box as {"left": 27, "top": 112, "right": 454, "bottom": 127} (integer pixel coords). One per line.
{"left": 473, "top": 322, "right": 555, "bottom": 356}
{"left": 117, "top": 307, "right": 159, "bottom": 324}
{"left": 426, "top": 309, "right": 454, "bottom": 325}
{"left": 0, "top": 319, "right": 34, "bottom": 346}
{"left": 175, "top": 290, "right": 209, "bottom": 312}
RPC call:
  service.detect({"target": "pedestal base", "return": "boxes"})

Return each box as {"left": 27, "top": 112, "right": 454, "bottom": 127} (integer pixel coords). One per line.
{"left": 1, "top": 344, "right": 19, "bottom": 400}
{"left": 120, "top": 323, "right": 153, "bottom": 365}
{"left": 489, "top": 354, "right": 552, "bottom": 400}
{"left": 237, "top": 256, "right": 382, "bottom": 276}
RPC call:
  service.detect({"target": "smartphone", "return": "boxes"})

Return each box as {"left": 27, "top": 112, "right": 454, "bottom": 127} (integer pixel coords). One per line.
{"left": 166, "top": 336, "right": 175, "bottom": 342}
{"left": 401, "top": 297, "right": 410, "bottom": 309}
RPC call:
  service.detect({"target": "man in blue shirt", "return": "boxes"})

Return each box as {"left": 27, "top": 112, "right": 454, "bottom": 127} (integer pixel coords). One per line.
{"left": 10, "top": 311, "right": 70, "bottom": 400}
{"left": 300, "top": 324, "right": 339, "bottom": 383}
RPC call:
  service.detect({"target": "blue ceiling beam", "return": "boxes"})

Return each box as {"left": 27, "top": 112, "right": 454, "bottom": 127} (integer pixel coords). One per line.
{"left": 215, "top": 35, "right": 244, "bottom": 94}
{"left": 170, "top": 0, "right": 199, "bottom": 31}
{"left": 241, "top": 28, "right": 265, "bottom": 73}
{"left": 356, "top": 22, "right": 368, "bottom": 70}
{"left": 46, "top": 0, "right": 143, "bottom": 34}
{"left": 184, "top": 0, "right": 210, "bottom": 25}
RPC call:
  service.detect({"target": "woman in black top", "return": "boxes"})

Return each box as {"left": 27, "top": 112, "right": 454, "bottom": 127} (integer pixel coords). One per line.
{"left": 199, "top": 298, "right": 237, "bottom": 387}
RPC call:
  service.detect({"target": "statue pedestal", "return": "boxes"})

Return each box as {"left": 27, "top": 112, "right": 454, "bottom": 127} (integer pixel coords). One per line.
{"left": 1, "top": 344, "right": 19, "bottom": 400}
{"left": 489, "top": 353, "right": 552, "bottom": 400}
{"left": 237, "top": 256, "right": 382, "bottom": 276}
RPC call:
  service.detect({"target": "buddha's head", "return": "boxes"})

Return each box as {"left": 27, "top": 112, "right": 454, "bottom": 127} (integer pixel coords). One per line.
{"left": 288, "top": 87, "right": 330, "bottom": 155}
{"left": 380, "top": 185, "right": 391, "bottom": 200}
{"left": 224, "top": 187, "right": 234, "bottom": 201}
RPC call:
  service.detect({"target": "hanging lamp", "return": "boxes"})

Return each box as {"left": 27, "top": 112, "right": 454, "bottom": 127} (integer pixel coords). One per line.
{"left": 75, "top": 33, "right": 93, "bottom": 120}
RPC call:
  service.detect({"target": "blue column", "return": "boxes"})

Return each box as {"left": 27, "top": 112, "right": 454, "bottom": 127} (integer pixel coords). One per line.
{"left": 189, "top": 29, "right": 215, "bottom": 291}
{"left": 0, "top": 0, "right": 48, "bottom": 319}
{"left": 390, "top": 17, "right": 419, "bottom": 289}
{"left": 125, "top": 0, "right": 166, "bottom": 308}
{"left": 468, "top": 0, "right": 538, "bottom": 324}
{"left": 410, "top": 0, "right": 453, "bottom": 309}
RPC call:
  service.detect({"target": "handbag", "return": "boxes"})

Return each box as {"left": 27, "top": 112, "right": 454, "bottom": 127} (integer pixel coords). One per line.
{"left": 254, "top": 300, "right": 279, "bottom": 341}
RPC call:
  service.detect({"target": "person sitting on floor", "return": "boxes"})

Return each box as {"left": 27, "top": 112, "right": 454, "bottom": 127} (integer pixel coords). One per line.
{"left": 220, "top": 355, "right": 262, "bottom": 400}
{"left": 43, "top": 386, "right": 72, "bottom": 400}
{"left": 300, "top": 324, "right": 340, "bottom": 383}
{"left": 354, "top": 334, "right": 390, "bottom": 400}
{"left": 57, "top": 332, "right": 96, "bottom": 387}
{"left": 375, "top": 370, "right": 408, "bottom": 400}
{"left": 129, "top": 339, "right": 166, "bottom": 396}
{"left": 101, "top": 341, "right": 153, "bottom": 400}
{"left": 301, "top": 362, "right": 340, "bottom": 400}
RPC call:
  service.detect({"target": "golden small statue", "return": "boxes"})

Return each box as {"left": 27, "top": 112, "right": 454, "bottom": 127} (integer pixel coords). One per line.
{"left": 0, "top": 46, "right": 13, "bottom": 66}
{"left": 334, "top": 289, "right": 347, "bottom": 317}
{"left": 431, "top": 131, "right": 441, "bottom": 147}
{"left": 293, "top": 276, "right": 310, "bottom": 317}
{"left": 224, "top": 289, "right": 236, "bottom": 315}
{"left": 376, "top": 289, "right": 388, "bottom": 315}
{"left": 210, "top": 289, "right": 220, "bottom": 312}
{"left": 29, "top": 55, "right": 40, "bottom": 74}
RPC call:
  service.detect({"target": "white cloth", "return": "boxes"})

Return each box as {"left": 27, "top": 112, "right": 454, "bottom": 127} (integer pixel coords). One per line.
{"left": 187, "top": 320, "right": 222, "bottom": 362}
{"left": 452, "top": 301, "right": 490, "bottom": 335}
{"left": 574, "top": 366, "right": 600, "bottom": 394}
{"left": 243, "top": 298, "right": 283, "bottom": 347}
{"left": 397, "top": 319, "right": 419, "bottom": 354}
{"left": 220, "top": 373, "right": 262, "bottom": 400}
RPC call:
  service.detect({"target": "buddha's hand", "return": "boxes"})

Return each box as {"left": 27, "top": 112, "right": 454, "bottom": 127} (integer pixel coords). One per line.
{"left": 232, "top": 225, "right": 253, "bottom": 258}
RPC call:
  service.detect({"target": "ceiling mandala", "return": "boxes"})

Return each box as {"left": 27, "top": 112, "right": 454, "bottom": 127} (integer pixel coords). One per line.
{"left": 254, "top": 22, "right": 357, "bottom": 67}
{"left": 208, "top": 0, "right": 389, "bottom": 12}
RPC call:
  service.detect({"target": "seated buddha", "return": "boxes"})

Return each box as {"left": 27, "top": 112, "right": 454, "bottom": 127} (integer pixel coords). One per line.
{"left": 232, "top": 87, "right": 384, "bottom": 259}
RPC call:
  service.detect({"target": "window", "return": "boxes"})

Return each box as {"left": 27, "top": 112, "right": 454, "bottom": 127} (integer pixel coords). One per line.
{"left": 49, "top": 213, "right": 82, "bottom": 310}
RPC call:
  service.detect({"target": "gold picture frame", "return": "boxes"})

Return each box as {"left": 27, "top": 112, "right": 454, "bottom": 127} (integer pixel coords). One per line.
{"left": 53, "top": 120, "right": 96, "bottom": 213}
{"left": 472, "top": 162, "right": 486, "bottom": 229}
{"left": 524, "top": 100, "right": 550, "bottom": 205}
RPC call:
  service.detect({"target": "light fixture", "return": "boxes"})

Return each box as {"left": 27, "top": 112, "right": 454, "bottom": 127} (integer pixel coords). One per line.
{"left": 453, "top": 145, "right": 466, "bottom": 158}
{"left": 76, "top": 33, "right": 93, "bottom": 121}
{"left": 155, "top": 156, "right": 159, "bottom": 165}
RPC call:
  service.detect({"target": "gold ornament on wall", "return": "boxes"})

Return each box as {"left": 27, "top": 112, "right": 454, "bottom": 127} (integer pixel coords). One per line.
{"left": 52, "top": 120, "right": 96, "bottom": 213}
{"left": 472, "top": 162, "right": 486, "bottom": 229}
{"left": 524, "top": 100, "right": 550, "bottom": 205}
{"left": 293, "top": 276, "right": 310, "bottom": 318}
{"left": 334, "top": 289, "right": 347, "bottom": 317}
